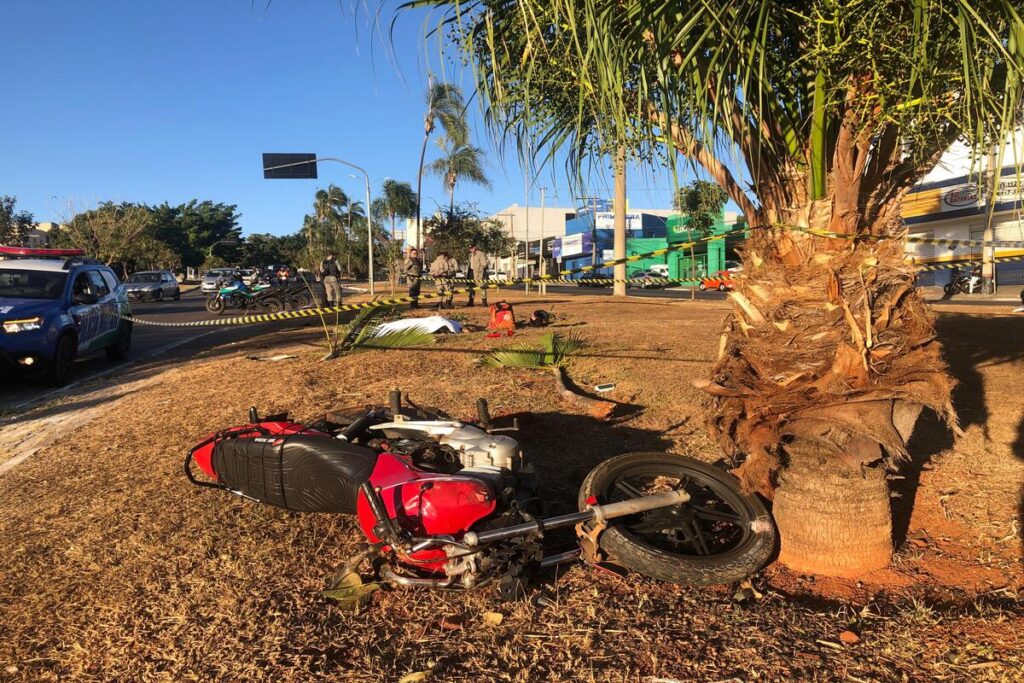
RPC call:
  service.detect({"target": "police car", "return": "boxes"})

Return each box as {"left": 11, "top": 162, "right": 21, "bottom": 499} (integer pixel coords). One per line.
{"left": 0, "top": 246, "right": 132, "bottom": 386}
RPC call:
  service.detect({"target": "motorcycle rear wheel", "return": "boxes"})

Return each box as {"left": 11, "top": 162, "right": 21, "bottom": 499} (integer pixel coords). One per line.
{"left": 578, "top": 452, "right": 776, "bottom": 585}
{"left": 260, "top": 297, "right": 284, "bottom": 313}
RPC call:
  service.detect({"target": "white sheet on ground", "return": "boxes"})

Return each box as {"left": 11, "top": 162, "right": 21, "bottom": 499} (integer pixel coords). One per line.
{"left": 374, "top": 316, "right": 463, "bottom": 335}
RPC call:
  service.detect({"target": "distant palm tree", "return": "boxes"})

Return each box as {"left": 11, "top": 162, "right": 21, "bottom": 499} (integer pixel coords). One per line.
{"left": 415, "top": 79, "right": 467, "bottom": 250}
{"left": 312, "top": 185, "right": 349, "bottom": 255}
{"left": 375, "top": 179, "right": 418, "bottom": 237}
{"left": 427, "top": 134, "right": 492, "bottom": 212}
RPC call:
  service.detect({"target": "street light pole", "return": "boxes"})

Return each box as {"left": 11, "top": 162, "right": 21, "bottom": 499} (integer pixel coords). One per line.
{"left": 263, "top": 155, "right": 375, "bottom": 296}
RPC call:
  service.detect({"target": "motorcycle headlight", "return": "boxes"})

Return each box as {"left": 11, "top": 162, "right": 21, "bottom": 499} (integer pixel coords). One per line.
{"left": 2, "top": 317, "right": 43, "bottom": 333}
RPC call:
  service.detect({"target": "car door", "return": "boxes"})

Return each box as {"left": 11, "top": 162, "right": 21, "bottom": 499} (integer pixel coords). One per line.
{"left": 86, "top": 269, "right": 119, "bottom": 348}
{"left": 161, "top": 272, "right": 175, "bottom": 297}
{"left": 68, "top": 271, "right": 102, "bottom": 354}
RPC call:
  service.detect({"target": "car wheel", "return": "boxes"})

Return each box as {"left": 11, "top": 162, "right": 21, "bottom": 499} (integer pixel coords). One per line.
{"left": 718, "top": 283, "right": 728, "bottom": 292}
{"left": 46, "top": 334, "right": 76, "bottom": 387}
{"left": 173, "top": 288, "right": 181, "bottom": 300}
{"left": 105, "top": 322, "right": 132, "bottom": 361}
{"left": 698, "top": 282, "right": 707, "bottom": 291}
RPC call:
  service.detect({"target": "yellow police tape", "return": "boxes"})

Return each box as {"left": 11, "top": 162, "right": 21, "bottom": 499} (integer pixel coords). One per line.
{"left": 799, "top": 226, "right": 1024, "bottom": 250}
{"left": 124, "top": 225, "right": 1024, "bottom": 328}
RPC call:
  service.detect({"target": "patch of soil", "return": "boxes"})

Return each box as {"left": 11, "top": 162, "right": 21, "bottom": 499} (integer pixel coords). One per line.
{"left": 0, "top": 293, "right": 1021, "bottom": 681}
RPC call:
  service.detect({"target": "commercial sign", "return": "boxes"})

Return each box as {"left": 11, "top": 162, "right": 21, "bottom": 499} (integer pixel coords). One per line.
{"left": 594, "top": 212, "right": 643, "bottom": 231}
{"left": 553, "top": 232, "right": 593, "bottom": 258}
{"left": 903, "top": 170, "right": 1024, "bottom": 221}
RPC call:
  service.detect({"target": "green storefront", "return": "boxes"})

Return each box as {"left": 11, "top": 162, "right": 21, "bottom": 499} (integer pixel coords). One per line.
{"left": 665, "top": 215, "right": 745, "bottom": 279}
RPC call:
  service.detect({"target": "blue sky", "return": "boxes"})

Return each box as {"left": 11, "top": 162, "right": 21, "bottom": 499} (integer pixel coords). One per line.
{"left": 1, "top": 1, "right": 688, "bottom": 236}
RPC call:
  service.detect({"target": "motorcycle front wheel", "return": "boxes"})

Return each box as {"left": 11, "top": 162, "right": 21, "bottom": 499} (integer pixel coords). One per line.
{"left": 578, "top": 452, "right": 776, "bottom": 585}
{"left": 943, "top": 283, "right": 957, "bottom": 295}
{"left": 260, "top": 297, "right": 284, "bottom": 313}
{"left": 206, "top": 296, "right": 225, "bottom": 314}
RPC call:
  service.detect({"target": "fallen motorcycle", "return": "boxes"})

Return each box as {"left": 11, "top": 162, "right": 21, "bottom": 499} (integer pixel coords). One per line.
{"left": 185, "top": 391, "right": 776, "bottom": 600}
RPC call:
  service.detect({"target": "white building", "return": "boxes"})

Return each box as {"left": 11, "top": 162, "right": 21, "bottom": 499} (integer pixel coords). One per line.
{"left": 903, "top": 131, "right": 1024, "bottom": 288}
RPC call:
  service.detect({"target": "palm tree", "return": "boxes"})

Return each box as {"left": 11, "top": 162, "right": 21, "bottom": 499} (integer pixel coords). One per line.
{"left": 427, "top": 133, "right": 492, "bottom": 212}
{"left": 408, "top": 0, "right": 1024, "bottom": 577}
{"left": 376, "top": 179, "right": 418, "bottom": 237}
{"left": 311, "top": 185, "right": 349, "bottom": 260}
{"left": 415, "top": 79, "right": 467, "bottom": 250}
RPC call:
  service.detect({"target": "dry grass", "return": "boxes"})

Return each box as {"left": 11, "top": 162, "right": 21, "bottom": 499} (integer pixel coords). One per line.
{"left": 0, "top": 293, "right": 1021, "bottom": 682}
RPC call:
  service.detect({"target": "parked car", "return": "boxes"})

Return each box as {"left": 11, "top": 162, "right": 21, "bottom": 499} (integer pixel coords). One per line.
{"left": 0, "top": 247, "right": 132, "bottom": 386}
{"left": 239, "top": 268, "right": 260, "bottom": 286}
{"left": 632, "top": 269, "right": 669, "bottom": 289}
{"left": 700, "top": 268, "right": 740, "bottom": 292}
{"left": 201, "top": 268, "right": 238, "bottom": 294}
{"left": 125, "top": 270, "right": 180, "bottom": 301}
{"left": 488, "top": 271, "right": 509, "bottom": 282}
{"left": 576, "top": 271, "right": 611, "bottom": 288}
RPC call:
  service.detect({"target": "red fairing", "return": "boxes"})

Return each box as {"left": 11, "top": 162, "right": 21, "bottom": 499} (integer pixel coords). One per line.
{"left": 357, "top": 454, "right": 497, "bottom": 573}
{"left": 190, "top": 421, "right": 322, "bottom": 481}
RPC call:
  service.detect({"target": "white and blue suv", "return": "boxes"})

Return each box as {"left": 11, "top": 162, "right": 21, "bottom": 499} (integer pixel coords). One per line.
{"left": 0, "top": 247, "right": 132, "bottom": 386}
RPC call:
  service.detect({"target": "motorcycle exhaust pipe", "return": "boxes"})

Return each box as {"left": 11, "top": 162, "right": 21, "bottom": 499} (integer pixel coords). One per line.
{"left": 462, "top": 489, "right": 690, "bottom": 547}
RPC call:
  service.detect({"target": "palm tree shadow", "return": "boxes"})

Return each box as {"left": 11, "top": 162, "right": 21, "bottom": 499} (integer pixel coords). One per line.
{"left": 890, "top": 313, "right": 1024, "bottom": 553}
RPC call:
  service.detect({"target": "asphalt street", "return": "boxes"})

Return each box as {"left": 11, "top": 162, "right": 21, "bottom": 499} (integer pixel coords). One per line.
{"left": 0, "top": 290, "right": 281, "bottom": 412}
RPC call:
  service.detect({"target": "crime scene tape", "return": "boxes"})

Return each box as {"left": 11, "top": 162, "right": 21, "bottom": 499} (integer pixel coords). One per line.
{"left": 123, "top": 225, "right": 1023, "bottom": 328}
{"left": 124, "top": 227, "right": 752, "bottom": 327}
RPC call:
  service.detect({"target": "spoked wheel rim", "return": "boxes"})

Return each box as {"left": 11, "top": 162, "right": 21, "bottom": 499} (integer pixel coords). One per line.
{"left": 600, "top": 460, "right": 757, "bottom": 562}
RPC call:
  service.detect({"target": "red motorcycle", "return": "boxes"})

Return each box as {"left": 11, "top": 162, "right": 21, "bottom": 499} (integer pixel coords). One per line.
{"left": 186, "top": 392, "right": 776, "bottom": 600}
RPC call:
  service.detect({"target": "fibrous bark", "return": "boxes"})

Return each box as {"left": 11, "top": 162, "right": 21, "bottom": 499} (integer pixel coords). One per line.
{"left": 702, "top": 230, "right": 957, "bottom": 574}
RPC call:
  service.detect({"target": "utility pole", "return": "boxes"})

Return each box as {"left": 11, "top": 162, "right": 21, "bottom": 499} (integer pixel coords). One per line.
{"left": 539, "top": 186, "right": 547, "bottom": 296}
{"left": 982, "top": 146, "right": 998, "bottom": 293}
{"left": 613, "top": 146, "right": 627, "bottom": 297}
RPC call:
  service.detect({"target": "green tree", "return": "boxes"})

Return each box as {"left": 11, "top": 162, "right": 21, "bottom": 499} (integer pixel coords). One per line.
{"left": 411, "top": 0, "right": 1024, "bottom": 576}
{"left": 415, "top": 80, "right": 468, "bottom": 249}
{"left": 0, "top": 196, "right": 35, "bottom": 246}
{"left": 427, "top": 133, "right": 492, "bottom": 212}
{"left": 52, "top": 202, "right": 155, "bottom": 276}
{"left": 243, "top": 233, "right": 286, "bottom": 266}
{"left": 672, "top": 182, "right": 728, "bottom": 237}
{"left": 373, "top": 179, "right": 418, "bottom": 237}
{"left": 150, "top": 200, "right": 242, "bottom": 268}
{"left": 423, "top": 202, "right": 516, "bottom": 264}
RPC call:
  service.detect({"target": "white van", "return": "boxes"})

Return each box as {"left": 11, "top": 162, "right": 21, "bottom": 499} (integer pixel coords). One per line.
{"left": 648, "top": 264, "right": 669, "bottom": 277}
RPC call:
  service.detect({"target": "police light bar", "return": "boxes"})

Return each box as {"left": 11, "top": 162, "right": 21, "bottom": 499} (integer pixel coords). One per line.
{"left": 0, "top": 246, "right": 85, "bottom": 257}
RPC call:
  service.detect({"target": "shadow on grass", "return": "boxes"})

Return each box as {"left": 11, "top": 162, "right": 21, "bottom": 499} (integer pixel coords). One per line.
{"left": 891, "top": 313, "right": 1024, "bottom": 555}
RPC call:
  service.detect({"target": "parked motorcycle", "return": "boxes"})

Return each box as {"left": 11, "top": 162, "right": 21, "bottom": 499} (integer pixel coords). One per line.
{"left": 185, "top": 391, "right": 777, "bottom": 601}
{"left": 205, "top": 280, "right": 282, "bottom": 315}
{"left": 944, "top": 264, "right": 982, "bottom": 295}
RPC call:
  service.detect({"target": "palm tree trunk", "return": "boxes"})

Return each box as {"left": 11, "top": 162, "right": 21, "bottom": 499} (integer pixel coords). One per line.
{"left": 415, "top": 132, "right": 430, "bottom": 251}
{"left": 705, "top": 222, "right": 955, "bottom": 578}
{"left": 772, "top": 441, "right": 893, "bottom": 576}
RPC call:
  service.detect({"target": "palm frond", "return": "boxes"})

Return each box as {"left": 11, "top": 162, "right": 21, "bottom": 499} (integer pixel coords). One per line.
{"left": 479, "top": 332, "right": 587, "bottom": 368}
{"left": 354, "top": 327, "right": 437, "bottom": 352}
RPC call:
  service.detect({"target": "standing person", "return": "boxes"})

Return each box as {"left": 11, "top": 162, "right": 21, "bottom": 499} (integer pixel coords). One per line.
{"left": 429, "top": 251, "right": 458, "bottom": 309}
{"left": 320, "top": 253, "right": 342, "bottom": 305}
{"left": 467, "top": 244, "right": 489, "bottom": 307}
{"left": 404, "top": 247, "right": 424, "bottom": 308}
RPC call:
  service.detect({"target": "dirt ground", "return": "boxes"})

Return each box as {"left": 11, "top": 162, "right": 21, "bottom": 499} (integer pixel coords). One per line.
{"left": 0, "top": 293, "right": 1022, "bottom": 682}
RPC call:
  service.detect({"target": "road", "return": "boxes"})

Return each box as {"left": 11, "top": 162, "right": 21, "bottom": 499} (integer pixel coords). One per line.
{"left": 0, "top": 290, "right": 263, "bottom": 412}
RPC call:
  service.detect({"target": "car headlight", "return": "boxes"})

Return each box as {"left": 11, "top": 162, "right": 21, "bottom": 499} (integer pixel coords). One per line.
{"left": 2, "top": 317, "right": 43, "bottom": 333}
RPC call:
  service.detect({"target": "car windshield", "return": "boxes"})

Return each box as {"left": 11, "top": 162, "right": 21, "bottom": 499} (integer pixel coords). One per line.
{"left": 128, "top": 273, "right": 161, "bottom": 283}
{"left": 205, "top": 270, "right": 233, "bottom": 279}
{"left": 0, "top": 269, "right": 68, "bottom": 300}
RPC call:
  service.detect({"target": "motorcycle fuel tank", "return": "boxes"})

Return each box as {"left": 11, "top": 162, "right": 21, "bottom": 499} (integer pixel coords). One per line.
{"left": 356, "top": 453, "right": 497, "bottom": 572}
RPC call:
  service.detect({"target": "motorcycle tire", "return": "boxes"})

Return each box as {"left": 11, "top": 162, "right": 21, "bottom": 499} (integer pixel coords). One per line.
{"left": 207, "top": 297, "right": 226, "bottom": 315}
{"left": 260, "top": 297, "right": 284, "bottom": 313}
{"left": 290, "top": 292, "right": 312, "bottom": 309}
{"left": 578, "top": 452, "right": 776, "bottom": 586}
{"left": 943, "top": 283, "right": 956, "bottom": 295}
